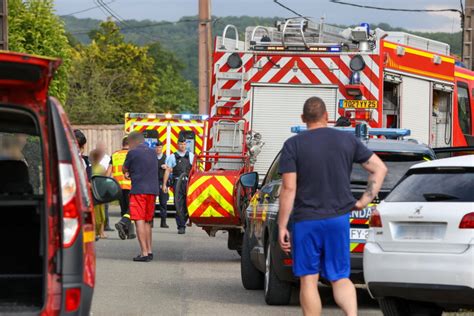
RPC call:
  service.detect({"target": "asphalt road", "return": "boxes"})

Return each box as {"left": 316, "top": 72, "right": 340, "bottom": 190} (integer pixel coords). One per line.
{"left": 91, "top": 208, "right": 382, "bottom": 316}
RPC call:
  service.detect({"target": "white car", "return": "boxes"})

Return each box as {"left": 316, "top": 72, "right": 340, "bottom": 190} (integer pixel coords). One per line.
{"left": 364, "top": 155, "right": 474, "bottom": 315}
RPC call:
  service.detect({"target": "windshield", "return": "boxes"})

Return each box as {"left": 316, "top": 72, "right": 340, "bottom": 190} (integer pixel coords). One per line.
{"left": 386, "top": 170, "right": 474, "bottom": 202}
{"left": 351, "top": 152, "right": 427, "bottom": 190}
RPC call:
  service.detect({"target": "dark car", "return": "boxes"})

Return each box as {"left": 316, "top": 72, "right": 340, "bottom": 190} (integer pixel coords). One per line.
{"left": 239, "top": 134, "right": 437, "bottom": 306}
{"left": 0, "top": 52, "right": 121, "bottom": 315}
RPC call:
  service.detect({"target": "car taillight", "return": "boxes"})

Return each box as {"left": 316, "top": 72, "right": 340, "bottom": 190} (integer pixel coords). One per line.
{"left": 369, "top": 209, "right": 382, "bottom": 228}
{"left": 60, "top": 163, "right": 80, "bottom": 247}
{"left": 65, "top": 288, "right": 81, "bottom": 312}
{"left": 459, "top": 212, "right": 474, "bottom": 229}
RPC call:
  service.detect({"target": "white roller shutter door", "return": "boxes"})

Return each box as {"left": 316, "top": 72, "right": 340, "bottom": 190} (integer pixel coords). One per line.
{"left": 251, "top": 85, "right": 337, "bottom": 178}
{"left": 400, "top": 77, "right": 430, "bottom": 144}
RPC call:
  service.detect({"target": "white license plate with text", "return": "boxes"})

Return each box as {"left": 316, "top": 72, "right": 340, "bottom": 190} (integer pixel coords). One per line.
{"left": 350, "top": 228, "right": 368, "bottom": 242}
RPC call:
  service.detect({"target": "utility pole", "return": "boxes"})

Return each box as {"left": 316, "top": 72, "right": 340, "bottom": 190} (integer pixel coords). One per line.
{"left": 463, "top": 0, "right": 474, "bottom": 70}
{"left": 198, "top": 0, "right": 212, "bottom": 114}
{"left": 0, "top": 0, "right": 7, "bottom": 50}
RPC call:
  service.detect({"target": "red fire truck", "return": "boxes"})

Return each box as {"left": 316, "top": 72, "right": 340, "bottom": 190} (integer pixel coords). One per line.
{"left": 185, "top": 18, "right": 474, "bottom": 252}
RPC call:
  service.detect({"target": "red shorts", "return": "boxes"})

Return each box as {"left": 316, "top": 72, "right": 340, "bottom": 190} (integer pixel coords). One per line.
{"left": 129, "top": 194, "right": 156, "bottom": 222}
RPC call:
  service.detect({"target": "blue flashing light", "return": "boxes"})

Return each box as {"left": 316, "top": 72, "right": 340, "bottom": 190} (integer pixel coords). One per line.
{"left": 291, "top": 126, "right": 306, "bottom": 134}
{"left": 360, "top": 22, "right": 370, "bottom": 34}
{"left": 329, "top": 46, "right": 342, "bottom": 52}
{"left": 181, "top": 114, "right": 191, "bottom": 120}
{"left": 291, "top": 126, "right": 411, "bottom": 138}
{"left": 201, "top": 114, "right": 209, "bottom": 120}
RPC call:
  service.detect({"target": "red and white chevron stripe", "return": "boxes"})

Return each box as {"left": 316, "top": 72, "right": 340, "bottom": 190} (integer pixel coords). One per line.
{"left": 208, "top": 52, "right": 383, "bottom": 150}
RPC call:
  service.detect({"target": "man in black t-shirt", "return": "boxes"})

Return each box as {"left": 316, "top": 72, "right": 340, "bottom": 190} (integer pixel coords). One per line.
{"left": 278, "top": 97, "right": 387, "bottom": 316}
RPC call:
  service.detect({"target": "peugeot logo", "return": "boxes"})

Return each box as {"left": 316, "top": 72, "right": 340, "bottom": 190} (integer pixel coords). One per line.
{"left": 414, "top": 206, "right": 423, "bottom": 215}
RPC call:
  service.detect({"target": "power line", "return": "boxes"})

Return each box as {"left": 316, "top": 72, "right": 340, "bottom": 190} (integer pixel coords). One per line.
{"left": 273, "top": 0, "right": 306, "bottom": 18}
{"left": 93, "top": 0, "right": 112, "bottom": 18}
{"left": 94, "top": 0, "right": 158, "bottom": 42}
{"left": 330, "top": 0, "right": 465, "bottom": 57}
{"left": 61, "top": 0, "right": 116, "bottom": 17}
{"left": 329, "top": 0, "right": 462, "bottom": 15}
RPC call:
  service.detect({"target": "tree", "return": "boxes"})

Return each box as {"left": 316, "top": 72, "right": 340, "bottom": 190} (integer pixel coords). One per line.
{"left": 8, "top": 0, "right": 72, "bottom": 103}
{"left": 65, "top": 20, "right": 159, "bottom": 124}
{"left": 147, "top": 42, "right": 198, "bottom": 113}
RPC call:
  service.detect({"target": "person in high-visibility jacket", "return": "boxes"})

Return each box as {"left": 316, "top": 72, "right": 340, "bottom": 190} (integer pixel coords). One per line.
{"left": 106, "top": 136, "right": 135, "bottom": 240}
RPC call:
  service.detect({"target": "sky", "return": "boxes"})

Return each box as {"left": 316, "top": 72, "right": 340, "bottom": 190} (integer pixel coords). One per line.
{"left": 54, "top": 0, "right": 463, "bottom": 33}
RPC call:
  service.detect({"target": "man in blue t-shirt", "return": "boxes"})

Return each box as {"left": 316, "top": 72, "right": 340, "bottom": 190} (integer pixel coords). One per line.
{"left": 123, "top": 132, "right": 159, "bottom": 262}
{"left": 278, "top": 97, "right": 387, "bottom": 316}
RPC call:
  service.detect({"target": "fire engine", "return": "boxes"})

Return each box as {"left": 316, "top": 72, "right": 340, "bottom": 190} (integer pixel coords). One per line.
{"left": 125, "top": 112, "right": 208, "bottom": 206}
{"left": 188, "top": 19, "right": 474, "bottom": 253}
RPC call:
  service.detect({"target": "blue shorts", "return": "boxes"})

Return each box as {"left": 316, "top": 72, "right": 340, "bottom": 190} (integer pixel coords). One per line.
{"left": 291, "top": 213, "right": 350, "bottom": 281}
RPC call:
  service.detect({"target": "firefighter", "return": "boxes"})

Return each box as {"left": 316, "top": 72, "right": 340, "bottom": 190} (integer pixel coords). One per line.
{"left": 106, "top": 136, "right": 136, "bottom": 240}
{"left": 162, "top": 137, "right": 194, "bottom": 234}
{"left": 154, "top": 140, "right": 170, "bottom": 228}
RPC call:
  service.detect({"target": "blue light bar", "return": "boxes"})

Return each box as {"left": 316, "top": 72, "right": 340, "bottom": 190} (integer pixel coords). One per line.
{"left": 291, "top": 126, "right": 411, "bottom": 138}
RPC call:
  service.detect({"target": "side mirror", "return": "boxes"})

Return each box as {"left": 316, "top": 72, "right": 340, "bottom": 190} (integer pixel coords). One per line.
{"left": 239, "top": 172, "right": 259, "bottom": 192}
{"left": 91, "top": 176, "right": 122, "bottom": 204}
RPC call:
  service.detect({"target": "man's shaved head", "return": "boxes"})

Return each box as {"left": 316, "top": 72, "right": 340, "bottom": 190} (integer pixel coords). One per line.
{"left": 127, "top": 131, "right": 145, "bottom": 149}
{"left": 302, "top": 97, "right": 327, "bottom": 123}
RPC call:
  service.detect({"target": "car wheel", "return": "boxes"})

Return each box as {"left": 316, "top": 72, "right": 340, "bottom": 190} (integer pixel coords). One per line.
{"left": 378, "top": 297, "right": 408, "bottom": 316}
{"left": 264, "top": 243, "right": 292, "bottom": 305}
{"left": 240, "top": 229, "right": 264, "bottom": 290}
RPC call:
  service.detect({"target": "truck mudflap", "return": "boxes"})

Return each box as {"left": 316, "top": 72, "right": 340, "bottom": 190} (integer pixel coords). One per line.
{"left": 186, "top": 170, "right": 242, "bottom": 226}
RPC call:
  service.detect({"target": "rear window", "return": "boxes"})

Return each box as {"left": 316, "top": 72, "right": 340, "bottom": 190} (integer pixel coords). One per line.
{"left": 351, "top": 152, "right": 428, "bottom": 190}
{"left": 0, "top": 110, "right": 44, "bottom": 196}
{"left": 386, "top": 169, "right": 474, "bottom": 202}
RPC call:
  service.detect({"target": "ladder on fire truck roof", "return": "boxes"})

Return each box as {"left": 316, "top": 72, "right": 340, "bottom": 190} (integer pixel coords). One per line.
{"left": 245, "top": 17, "right": 350, "bottom": 51}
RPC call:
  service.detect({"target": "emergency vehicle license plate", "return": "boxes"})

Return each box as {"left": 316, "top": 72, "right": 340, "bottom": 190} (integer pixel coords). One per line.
{"left": 350, "top": 228, "right": 369, "bottom": 241}
{"left": 339, "top": 99, "right": 378, "bottom": 109}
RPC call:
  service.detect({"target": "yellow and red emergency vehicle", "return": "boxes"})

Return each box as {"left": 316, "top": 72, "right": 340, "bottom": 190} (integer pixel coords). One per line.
{"left": 125, "top": 113, "right": 208, "bottom": 206}
{"left": 183, "top": 18, "right": 474, "bottom": 254}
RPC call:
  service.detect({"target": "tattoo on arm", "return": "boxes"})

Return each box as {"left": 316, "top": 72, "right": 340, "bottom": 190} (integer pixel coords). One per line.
{"left": 365, "top": 180, "right": 375, "bottom": 198}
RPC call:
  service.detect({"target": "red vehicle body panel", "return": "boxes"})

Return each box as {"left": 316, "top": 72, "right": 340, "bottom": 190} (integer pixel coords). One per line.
{"left": 0, "top": 51, "right": 95, "bottom": 315}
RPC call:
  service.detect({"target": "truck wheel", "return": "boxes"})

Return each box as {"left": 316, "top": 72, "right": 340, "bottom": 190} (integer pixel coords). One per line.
{"left": 378, "top": 297, "right": 409, "bottom": 316}
{"left": 264, "top": 243, "right": 292, "bottom": 305}
{"left": 175, "top": 173, "right": 188, "bottom": 225}
{"left": 241, "top": 229, "right": 263, "bottom": 290}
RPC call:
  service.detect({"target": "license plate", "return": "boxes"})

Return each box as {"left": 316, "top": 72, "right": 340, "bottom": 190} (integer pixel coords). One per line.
{"left": 394, "top": 223, "right": 446, "bottom": 240}
{"left": 350, "top": 228, "right": 368, "bottom": 242}
{"left": 339, "top": 99, "right": 378, "bottom": 109}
